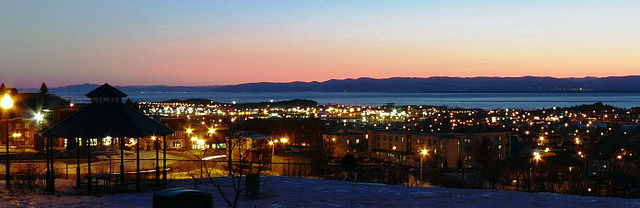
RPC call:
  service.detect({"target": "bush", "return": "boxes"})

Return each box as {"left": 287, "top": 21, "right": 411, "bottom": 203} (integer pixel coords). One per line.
{"left": 340, "top": 154, "right": 358, "bottom": 171}
{"left": 13, "top": 163, "right": 46, "bottom": 194}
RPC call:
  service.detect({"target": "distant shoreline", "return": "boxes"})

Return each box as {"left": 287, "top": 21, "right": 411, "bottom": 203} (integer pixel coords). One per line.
{"left": 15, "top": 76, "right": 640, "bottom": 93}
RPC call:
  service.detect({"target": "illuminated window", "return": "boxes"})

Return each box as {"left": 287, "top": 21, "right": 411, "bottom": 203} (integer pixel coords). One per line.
{"left": 103, "top": 137, "right": 112, "bottom": 146}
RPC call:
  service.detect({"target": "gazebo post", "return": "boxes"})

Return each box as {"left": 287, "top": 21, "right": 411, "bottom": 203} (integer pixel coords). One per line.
{"left": 76, "top": 138, "right": 81, "bottom": 187}
{"left": 86, "top": 138, "right": 92, "bottom": 193}
{"left": 136, "top": 137, "right": 140, "bottom": 191}
{"left": 45, "top": 136, "right": 50, "bottom": 192}
{"left": 120, "top": 137, "right": 125, "bottom": 185}
{"left": 49, "top": 137, "right": 55, "bottom": 194}
{"left": 163, "top": 135, "right": 167, "bottom": 188}
{"left": 155, "top": 137, "right": 159, "bottom": 185}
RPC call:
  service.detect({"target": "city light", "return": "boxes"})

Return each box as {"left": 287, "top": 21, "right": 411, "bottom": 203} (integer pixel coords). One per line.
{"left": 208, "top": 127, "right": 215, "bottom": 134}
{"left": 280, "top": 137, "right": 288, "bottom": 143}
{"left": 420, "top": 149, "right": 429, "bottom": 156}
{"left": 533, "top": 152, "right": 541, "bottom": 161}
{"left": 186, "top": 128, "right": 193, "bottom": 134}
{"left": 12, "top": 132, "right": 21, "bottom": 138}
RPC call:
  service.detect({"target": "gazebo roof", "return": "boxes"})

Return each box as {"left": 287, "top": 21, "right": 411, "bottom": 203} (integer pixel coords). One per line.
{"left": 42, "top": 83, "right": 173, "bottom": 138}
{"left": 42, "top": 103, "right": 174, "bottom": 138}
{"left": 86, "top": 83, "right": 127, "bottom": 98}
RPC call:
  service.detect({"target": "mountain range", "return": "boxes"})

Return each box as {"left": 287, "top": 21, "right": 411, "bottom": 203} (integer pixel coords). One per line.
{"left": 46, "top": 76, "right": 640, "bottom": 93}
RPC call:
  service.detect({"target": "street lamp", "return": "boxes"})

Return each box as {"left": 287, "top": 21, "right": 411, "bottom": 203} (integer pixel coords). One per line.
{"left": 279, "top": 138, "right": 288, "bottom": 152}
{"left": 1, "top": 93, "right": 14, "bottom": 187}
{"left": 1, "top": 94, "right": 14, "bottom": 110}
{"left": 268, "top": 140, "right": 275, "bottom": 155}
{"left": 420, "top": 149, "right": 429, "bottom": 182}
{"left": 529, "top": 151, "right": 542, "bottom": 191}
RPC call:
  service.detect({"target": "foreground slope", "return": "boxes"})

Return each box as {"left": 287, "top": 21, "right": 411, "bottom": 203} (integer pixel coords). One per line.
{"left": 2, "top": 177, "right": 638, "bottom": 208}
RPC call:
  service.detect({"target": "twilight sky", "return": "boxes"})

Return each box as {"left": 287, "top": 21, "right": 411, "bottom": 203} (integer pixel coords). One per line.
{"left": 1, "top": 1, "right": 639, "bottom": 88}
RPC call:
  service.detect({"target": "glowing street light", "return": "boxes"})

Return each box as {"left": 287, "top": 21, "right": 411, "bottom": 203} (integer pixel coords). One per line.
{"left": 208, "top": 127, "right": 215, "bottom": 134}
{"left": 280, "top": 138, "right": 288, "bottom": 143}
{"left": 33, "top": 112, "right": 45, "bottom": 122}
{"left": 186, "top": 128, "right": 193, "bottom": 134}
{"left": 0, "top": 94, "right": 13, "bottom": 110}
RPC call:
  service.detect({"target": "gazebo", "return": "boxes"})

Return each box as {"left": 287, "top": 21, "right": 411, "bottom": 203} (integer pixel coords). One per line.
{"left": 41, "top": 83, "right": 174, "bottom": 194}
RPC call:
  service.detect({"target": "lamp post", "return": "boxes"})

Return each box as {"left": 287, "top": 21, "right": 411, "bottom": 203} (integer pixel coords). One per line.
{"left": 268, "top": 140, "right": 275, "bottom": 155}
{"left": 420, "top": 149, "right": 428, "bottom": 182}
{"left": 1, "top": 93, "right": 14, "bottom": 187}
{"left": 280, "top": 137, "right": 288, "bottom": 152}
{"left": 529, "top": 151, "right": 542, "bottom": 191}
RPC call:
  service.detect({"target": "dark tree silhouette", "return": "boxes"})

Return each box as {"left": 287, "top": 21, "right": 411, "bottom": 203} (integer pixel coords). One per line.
{"left": 40, "top": 82, "right": 49, "bottom": 94}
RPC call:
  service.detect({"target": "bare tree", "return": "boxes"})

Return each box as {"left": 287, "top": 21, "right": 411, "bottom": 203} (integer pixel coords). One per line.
{"left": 189, "top": 127, "right": 270, "bottom": 208}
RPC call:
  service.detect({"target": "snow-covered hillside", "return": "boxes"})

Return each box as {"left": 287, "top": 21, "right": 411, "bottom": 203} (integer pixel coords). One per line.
{"left": 2, "top": 176, "right": 638, "bottom": 208}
